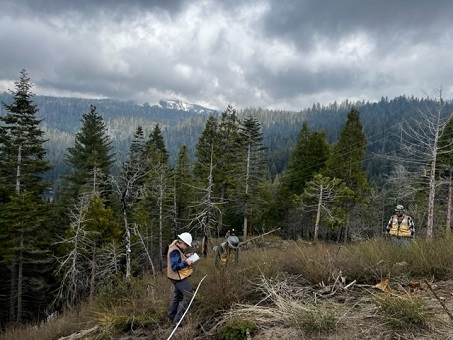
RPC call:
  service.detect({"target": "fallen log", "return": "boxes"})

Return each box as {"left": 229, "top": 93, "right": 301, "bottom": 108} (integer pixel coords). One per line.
{"left": 238, "top": 228, "right": 281, "bottom": 247}
{"left": 58, "top": 325, "right": 100, "bottom": 340}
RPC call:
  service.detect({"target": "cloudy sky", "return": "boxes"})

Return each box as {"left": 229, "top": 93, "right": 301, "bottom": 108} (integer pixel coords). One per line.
{"left": 1, "top": 0, "right": 452, "bottom": 111}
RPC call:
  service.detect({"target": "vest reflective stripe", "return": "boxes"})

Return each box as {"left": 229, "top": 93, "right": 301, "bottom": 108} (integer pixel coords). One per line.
{"left": 167, "top": 243, "right": 193, "bottom": 280}
{"left": 389, "top": 215, "right": 411, "bottom": 237}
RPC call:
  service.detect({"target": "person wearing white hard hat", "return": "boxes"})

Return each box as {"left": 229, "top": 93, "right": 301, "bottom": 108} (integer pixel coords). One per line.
{"left": 167, "top": 232, "right": 195, "bottom": 326}
{"left": 385, "top": 204, "right": 415, "bottom": 247}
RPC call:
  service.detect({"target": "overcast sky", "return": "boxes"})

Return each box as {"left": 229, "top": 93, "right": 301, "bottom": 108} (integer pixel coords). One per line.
{"left": 1, "top": 0, "right": 452, "bottom": 111}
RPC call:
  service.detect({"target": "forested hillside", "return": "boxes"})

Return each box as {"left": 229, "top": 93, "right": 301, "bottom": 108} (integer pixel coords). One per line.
{"left": 2, "top": 92, "right": 450, "bottom": 184}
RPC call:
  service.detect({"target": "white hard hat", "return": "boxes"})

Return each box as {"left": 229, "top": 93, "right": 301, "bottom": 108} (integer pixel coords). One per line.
{"left": 178, "top": 232, "right": 192, "bottom": 247}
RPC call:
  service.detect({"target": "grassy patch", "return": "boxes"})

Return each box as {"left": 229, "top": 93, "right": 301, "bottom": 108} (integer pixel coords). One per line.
{"left": 373, "top": 292, "right": 432, "bottom": 330}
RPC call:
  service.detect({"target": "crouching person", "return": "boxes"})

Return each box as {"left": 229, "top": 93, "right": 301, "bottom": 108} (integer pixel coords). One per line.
{"left": 215, "top": 235, "right": 239, "bottom": 267}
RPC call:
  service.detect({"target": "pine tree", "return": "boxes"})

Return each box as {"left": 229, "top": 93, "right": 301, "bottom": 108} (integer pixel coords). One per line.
{"left": 323, "top": 107, "right": 370, "bottom": 242}
{"left": 173, "top": 145, "right": 195, "bottom": 237}
{"left": 62, "top": 104, "right": 115, "bottom": 204}
{"left": 0, "top": 69, "right": 51, "bottom": 199}
{"left": 0, "top": 69, "right": 53, "bottom": 324}
{"left": 193, "top": 115, "right": 222, "bottom": 241}
{"left": 277, "top": 122, "right": 330, "bottom": 238}
{"left": 194, "top": 115, "right": 220, "bottom": 181}
{"left": 216, "top": 105, "right": 243, "bottom": 235}
{"left": 140, "top": 124, "right": 172, "bottom": 271}
{"left": 236, "top": 115, "right": 267, "bottom": 239}
{"left": 280, "top": 122, "right": 330, "bottom": 197}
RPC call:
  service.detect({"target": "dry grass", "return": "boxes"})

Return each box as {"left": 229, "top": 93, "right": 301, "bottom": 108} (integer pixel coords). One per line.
{"left": 0, "top": 303, "right": 94, "bottom": 340}
{"left": 3, "top": 236, "right": 453, "bottom": 339}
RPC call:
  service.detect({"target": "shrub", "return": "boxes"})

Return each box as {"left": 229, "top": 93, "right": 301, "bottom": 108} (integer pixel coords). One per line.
{"left": 219, "top": 319, "right": 257, "bottom": 340}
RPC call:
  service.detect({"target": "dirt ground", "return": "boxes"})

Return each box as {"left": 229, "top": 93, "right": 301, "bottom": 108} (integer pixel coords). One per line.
{"left": 107, "top": 279, "right": 453, "bottom": 340}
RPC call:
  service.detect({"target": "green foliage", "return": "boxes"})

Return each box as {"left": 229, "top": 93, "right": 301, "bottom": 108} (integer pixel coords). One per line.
{"left": 0, "top": 69, "right": 55, "bottom": 325}
{"left": 62, "top": 104, "right": 114, "bottom": 203}
{"left": 0, "top": 69, "right": 51, "bottom": 200}
{"left": 373, "top": 293, "right": 432, "bottom": 330}
{"left": 323, "top": 107, "right": 370, "bottom": 197}
{"left": 219, "top": 319, "right": 257, "bottom": 340}
{"left": 280, "top": 122, "right": 331, "bottom": 197}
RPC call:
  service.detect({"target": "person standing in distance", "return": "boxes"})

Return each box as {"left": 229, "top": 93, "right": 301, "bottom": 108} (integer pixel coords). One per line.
{"left": 385, "top": 204, "right": 415, "bottom": 247}
{"left": 167, "top": 232, "right": 195, "bottom": 326}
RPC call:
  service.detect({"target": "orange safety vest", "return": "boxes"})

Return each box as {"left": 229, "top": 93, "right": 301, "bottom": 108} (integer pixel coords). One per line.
{"left": 389, "top": 215, "right": 412, "bottom": 237}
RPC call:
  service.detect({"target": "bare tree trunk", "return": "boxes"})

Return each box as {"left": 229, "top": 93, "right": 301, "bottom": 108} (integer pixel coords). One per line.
{"left": 16, "top": 232, "right": 24, "bottom": 323}
{"left": 336, "top": 226, "right": 342, "bottom": 243}
{"left": 343, "top": 212, "right": 351, "bottom": 244}
{"left": 447, "top": 171, "right": 452, "bottom": 234}
{"left": 9, "top": 261, "right": 17, "bottom": 322}
{"left": 134, "top": 224, "right": 156, "bottom": 277}
{"left": 243, "top": 144, "right": 251, "bottom": 240}
{"left": 15, "top": 145, "right": 21, "bottom": 193}
{"left": 123, "top": 210, "right": 131, "bottom": 279}
{"left": 427, "top": 134, "right": 438, "bottom": 241}
{"left": 90, "top": 244, "right": 96, "bottom": 300}
{"left": 314, "top": 185, "right": 323, "bottom": 241}
{"left": 218, "top": 186, "right": 224, "bottom": 237}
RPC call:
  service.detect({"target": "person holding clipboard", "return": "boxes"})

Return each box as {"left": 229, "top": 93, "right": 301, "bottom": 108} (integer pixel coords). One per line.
{"left": 166, "top": 232, "right": 199, "bottom": 326}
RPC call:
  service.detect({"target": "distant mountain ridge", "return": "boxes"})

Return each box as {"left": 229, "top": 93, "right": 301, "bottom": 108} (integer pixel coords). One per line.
{"left": 2, "top": 91, "right": 453, "bottom": 186}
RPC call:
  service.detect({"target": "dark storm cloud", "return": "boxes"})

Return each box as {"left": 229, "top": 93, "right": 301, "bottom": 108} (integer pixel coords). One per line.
{"left": 7, "top": 0, "right": 187, "bottom": 16}
{"left": 0, "top": 0, "right": 452, "bottom": 111}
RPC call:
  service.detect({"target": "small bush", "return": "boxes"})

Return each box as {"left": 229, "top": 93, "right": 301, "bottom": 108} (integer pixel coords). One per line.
{"left": 293, "top": 305, "right": 337, "bottom": 334}
{"left": 373, "top": 293, "right": 432, "bottom": 330}
{"left": 219, "top": 319, "right": 257, "bottom": 340}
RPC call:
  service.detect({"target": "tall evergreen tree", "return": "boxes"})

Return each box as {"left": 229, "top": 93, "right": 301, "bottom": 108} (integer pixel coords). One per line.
{"left": 280, "top": 122, "right": 330, "bottom": 197}
{"left": 216, "top": 105, "right": 243, "bottom": 235}
{"left": 0, "top": 69, "right": 51, "bottom": 199}
{"left": 194, "top": 115, "right": 220, "bottom": 181}
{"left": 62, "top": 105, "right": 115, "bottom": 203}
{"left": 277, "top": 122, "right": 331, "bottom": 238}
{"left": 323, "top": 107, "right": 370, "bottom": 242}
{"left": 173, "top": 145, "right": 195, "bottom": 237}
{"left": 140, "top": 124, "right": 172, "bottom": 271}
{"left": 0, "top": 69, "right": 53, "bottom": 324}
{"left": 235, "top": 115, "right": 267, "bottom": 238}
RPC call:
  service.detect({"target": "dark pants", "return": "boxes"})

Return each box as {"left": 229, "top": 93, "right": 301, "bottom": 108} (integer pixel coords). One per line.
{"left": 390, "top": 236, "right": 411, "bottom": 247}
{"left": 168, "top": 278, "right": 193, "bottom": 325}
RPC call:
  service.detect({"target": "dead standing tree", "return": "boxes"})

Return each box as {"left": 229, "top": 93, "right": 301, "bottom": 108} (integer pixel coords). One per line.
{"left": 53, "top": 194, "right": 93, "bottom": 309}
{"left": 189, "top": 150, "right": 222, "bottom": 258}
{"left": 397, "top": 88, "right": 452, "bottom": 240}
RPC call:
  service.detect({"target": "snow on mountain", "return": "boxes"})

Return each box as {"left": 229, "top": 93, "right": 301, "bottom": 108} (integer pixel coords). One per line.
{"left": 158, "top": 100, "right": 216, "bottom": 115}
